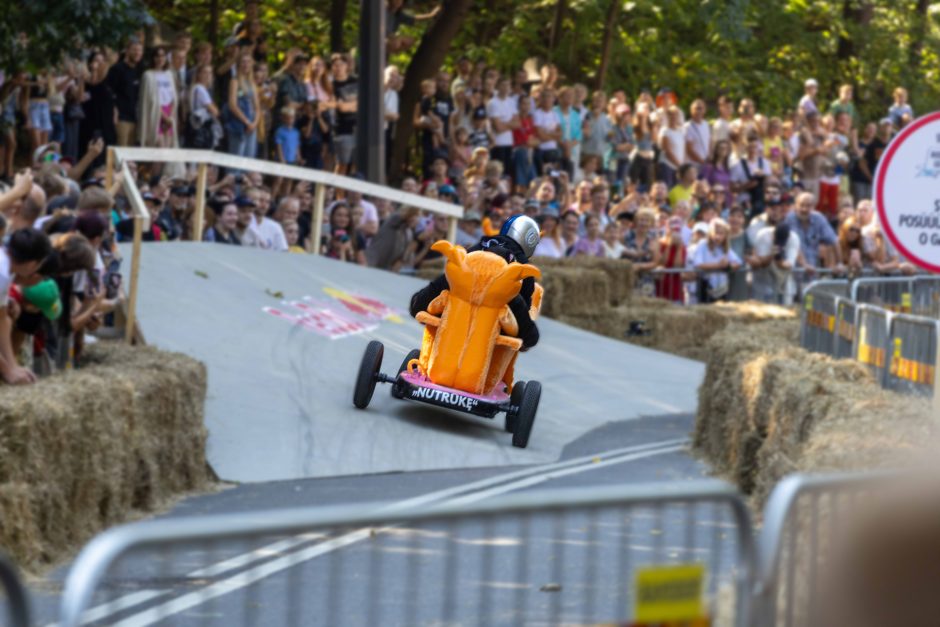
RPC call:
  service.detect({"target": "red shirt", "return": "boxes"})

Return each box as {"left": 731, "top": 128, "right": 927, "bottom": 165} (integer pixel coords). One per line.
{"left": 513, "top": 115, "right": 535, "bottom": 148}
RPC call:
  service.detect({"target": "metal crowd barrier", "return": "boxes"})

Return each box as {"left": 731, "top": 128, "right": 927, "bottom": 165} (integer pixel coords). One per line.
{"left": 0, "top": 551, "right": 30, "bottom": 627}
{"left": 886, "top": 314, "right": 940, "bottom": 397}
{"left": 800, "top": 276, "right": 940, "bottom": 399}
{"left": 59, "top": 483, "right": 755, "bottom": 627}
{"left": 754, "top": 472, "right": 897, "bottom": 627}
{"left": 913, "top": 276, "right": 940, "bottom": 318}
{"left": 833, "top": 299, "right": 857, "bottom": 360}
{"left": 800, "top": 281, "right": 846, "bottom": 354}
{"left": 856, "top": 304, "right": 892, "bottom": 383}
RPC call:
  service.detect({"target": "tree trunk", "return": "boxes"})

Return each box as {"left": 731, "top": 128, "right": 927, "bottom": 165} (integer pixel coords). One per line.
{"left": 330, "top": 0, "right": 348, "bottom": 52}
{"left": 909, "top": 0, "right": 929, "bottom": 70}
{"left": 595, "top": 0, "right": 621, "bottom": 90}
{"left": 548, "top": 0, "right": 568, "bottom": 50}
{"left": 389, "top": 0, "right": 475, "bottom": 181}
{"left": 208, "top": 0, "right": 220, "bottom": 50}
{"left": 836, "top": 0, "right": 873, "bottom": 61}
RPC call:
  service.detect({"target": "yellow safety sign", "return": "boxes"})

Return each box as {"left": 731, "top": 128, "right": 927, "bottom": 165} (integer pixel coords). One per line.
{"left": 634, "top": 564, "right": 707, "bottom": 623}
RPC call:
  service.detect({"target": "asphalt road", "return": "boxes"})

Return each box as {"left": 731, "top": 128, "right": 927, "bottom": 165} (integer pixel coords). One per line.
{"left": 25, "top": 415, "right": 746, "bottom": 627}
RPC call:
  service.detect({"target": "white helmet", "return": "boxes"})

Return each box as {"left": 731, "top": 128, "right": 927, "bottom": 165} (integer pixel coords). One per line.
{"left": 499, "top": 215, "right": 541, "bottom": 259}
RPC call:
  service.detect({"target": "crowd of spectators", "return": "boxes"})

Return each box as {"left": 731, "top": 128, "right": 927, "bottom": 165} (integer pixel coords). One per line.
{"left": 0, "top": 6, "right": 924, "bottom": 384}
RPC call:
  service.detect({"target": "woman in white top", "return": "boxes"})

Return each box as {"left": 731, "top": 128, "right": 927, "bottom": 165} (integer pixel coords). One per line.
{"left": 187, "top": 65, "right": 220, "bottom": 149}
{"left": 139, "top": 46, "right": 183, "bottom": 177}
{"left": 532, "top": 213, "right": 564, "bottom": 258}
{"left": 139, "top": 47, "right": 179, "bottom": 149}
{"left": 657, "top": 105, "right": 685, "bottom": 187}
{"left": 691, "top": 218, "right": 741, "bottom": 303}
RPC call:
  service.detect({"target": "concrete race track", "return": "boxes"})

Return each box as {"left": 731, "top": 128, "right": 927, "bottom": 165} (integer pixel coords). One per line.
{"left": 126, "top": 243, "right": 705, "bottom": 483}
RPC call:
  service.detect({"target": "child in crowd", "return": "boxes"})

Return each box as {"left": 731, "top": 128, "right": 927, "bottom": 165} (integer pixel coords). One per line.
{"left": 282, "top": 220, "right": 305, "bottom": 253}
{"left": 273, "top": 107, "right": 301, "bottom": 197}
{"left": 601, "top": 222, "right": 626, "bottom": 259}
{"left": 299, "top": 99, "right": 330, "bottom": 171}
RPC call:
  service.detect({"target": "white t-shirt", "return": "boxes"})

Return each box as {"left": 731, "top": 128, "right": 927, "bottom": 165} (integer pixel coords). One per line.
{"left": 602, "top": 240, "right": 626, "bottom": 259}
{"left": 712, "top": 118, "right": 732, "bottom": 144}
{"left": 691, "top": 241, "right": 742, "bottom": 294}
{"left": 0, "top": 250, "right": 11, "bottom": 307}
{"left": 191, "top": 84, "right": 212, "bottom": 117}
{"left": 534, "top": 237, "right": 564, "bottom": 258}
{"left": 752, "top": 226, "right": 801, "bottom": 304}
{"left": 684, "top": 120, "right": 711, "bottom": 163}
{"left": 532, "top": 107, "right": 560, "bottom": 151}
{"left": 154, "top": 71, "right": 175, "bottom": 107}
{"left": 658, "top": 126, "right": 686, "bottom": 167}
{"left": 356, "top": 199, "right": 379, "bottom": 227}
{"left": 251, "top": 216, "right": 288, "bottom": 251}
{"left": 383, "top": 89, "right": 398, "bottom": 132}
{"left": 487, "top": 96, "right": 517, "bottom": 147}
{"left": 73, "top": 252, "right": 105, "bottom": 294}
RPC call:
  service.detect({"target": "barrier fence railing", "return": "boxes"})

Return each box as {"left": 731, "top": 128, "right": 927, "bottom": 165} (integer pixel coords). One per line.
{"left": 0, "top": 552, "right": 30, "bottom": 627}
{"left": 104, "top": 147, "right": 462, "bottom": 346}
{"left": 800, "top": 278, "right": 940, "bottom": 403}
{"left": 59, "top": 482, "right": 755, "bottom": 627}
{"left": 753, "top": 472, "right": 899, "bottom": 627}
{"left": 0, "top": 471, "right": 908, "bottom": 626}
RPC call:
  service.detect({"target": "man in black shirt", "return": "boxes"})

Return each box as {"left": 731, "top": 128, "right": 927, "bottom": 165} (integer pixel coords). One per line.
{"left": 857, "top": 119, "right": 893, "bottom": 195}
{"left": 417, "top": 71, "right": 454, "bottom": 178}
{"left": 107, "top": 40, "right": 144, "bottom": 147}
{"left": 331, "top": 54, "right": 359, "bottom": 175}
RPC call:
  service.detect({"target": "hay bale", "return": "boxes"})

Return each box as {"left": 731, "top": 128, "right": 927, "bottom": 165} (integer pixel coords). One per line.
{"left": 551, "top": 295, "right": 797, "bottom": 361}
{"left": 534, "top": 256, "right": 634, "bottom": 306}
{"left": 0, "top": 343, "right": 211, "bottom": 569}
{"left": 538, "top": 267, "right": 609, "bottom": 318}
{"left": 693, "top": 323, "right": 935, "bottom": 507}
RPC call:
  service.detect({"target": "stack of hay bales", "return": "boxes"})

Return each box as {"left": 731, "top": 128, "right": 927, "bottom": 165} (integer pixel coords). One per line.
{"left": 694, "top": 323, "right": 935, "bottom": 506}
{"left": 0, "top": 343, "right": 212, "bottom": 569}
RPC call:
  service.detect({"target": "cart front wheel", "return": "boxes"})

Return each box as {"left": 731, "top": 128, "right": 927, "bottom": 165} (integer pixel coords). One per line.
{"left": 353, "top": 341, "right": 384, "bottom": 409}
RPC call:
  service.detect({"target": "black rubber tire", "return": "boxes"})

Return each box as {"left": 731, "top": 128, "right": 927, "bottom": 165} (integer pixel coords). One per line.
{"left": 511, "top": 381, "right": 541, "bottom": 449}
{"left": 391, "top": 349, "right": 421, "bottom": 399}
{"left": 353, "top": 341, "right": 384, "bottom": 409}
{"left": 505, "top": 381, "right": 526, "bottom": 432}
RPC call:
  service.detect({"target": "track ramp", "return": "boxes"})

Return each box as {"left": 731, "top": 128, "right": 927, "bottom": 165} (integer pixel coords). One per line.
{"left": 127, "top": 243, "right": 704, "bottom": 482}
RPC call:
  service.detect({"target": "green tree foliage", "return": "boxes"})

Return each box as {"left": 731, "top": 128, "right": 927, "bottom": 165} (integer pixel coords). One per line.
{"left": 0, "top": 0, "right": 152, "bottom": 73}
{"left": 142, "top": 0, "right": 939, "bottom": 124}
{"left": 443, "top": 0, "right": 940, "bottom": 122}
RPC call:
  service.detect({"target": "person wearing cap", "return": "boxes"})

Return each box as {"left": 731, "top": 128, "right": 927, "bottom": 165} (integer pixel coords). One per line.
{"left": 468, "top": 105, "right": 493, "bottom": 150}
{"left": 747, "top": 200, "right": 801, "bottom": 305}
{"left": 158, "top": 185, "right": 194, "bottom": 241}
{"left": 115, "top": 192, "right": 165, "bottom": 242}
{"left": 409, "top": 214, "right": 541, "bottom": 349}
{"left": 799, "top": 78, "right": 819, "bottom": 118}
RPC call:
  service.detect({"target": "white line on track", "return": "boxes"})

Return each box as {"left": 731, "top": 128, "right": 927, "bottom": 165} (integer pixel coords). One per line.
{"left": 52, "top": 438, "right": 687, "bottom": 627}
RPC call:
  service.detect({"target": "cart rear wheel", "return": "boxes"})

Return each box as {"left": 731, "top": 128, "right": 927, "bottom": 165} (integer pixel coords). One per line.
{"left": 505, "top": 381, "right": 526, "bottom": 433}
{"left": 353, "top": 341, "right": 384, "bottom": 409}
{"left": 511, "top": 381, "right": 540, "bottom": 449}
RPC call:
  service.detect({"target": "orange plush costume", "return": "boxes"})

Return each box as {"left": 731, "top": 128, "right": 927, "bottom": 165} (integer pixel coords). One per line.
{"left": 410, "top": 240, "right": 542, "bottom": 397}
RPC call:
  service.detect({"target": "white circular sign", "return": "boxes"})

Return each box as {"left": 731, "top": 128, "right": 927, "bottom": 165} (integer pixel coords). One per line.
{"left": 875, "top": 111, "right": 940, "bottom": 273}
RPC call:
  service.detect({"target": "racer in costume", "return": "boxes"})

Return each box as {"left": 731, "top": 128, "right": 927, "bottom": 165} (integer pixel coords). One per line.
{"left": 409, "top": 215, "right": 541, "bottom": 349}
